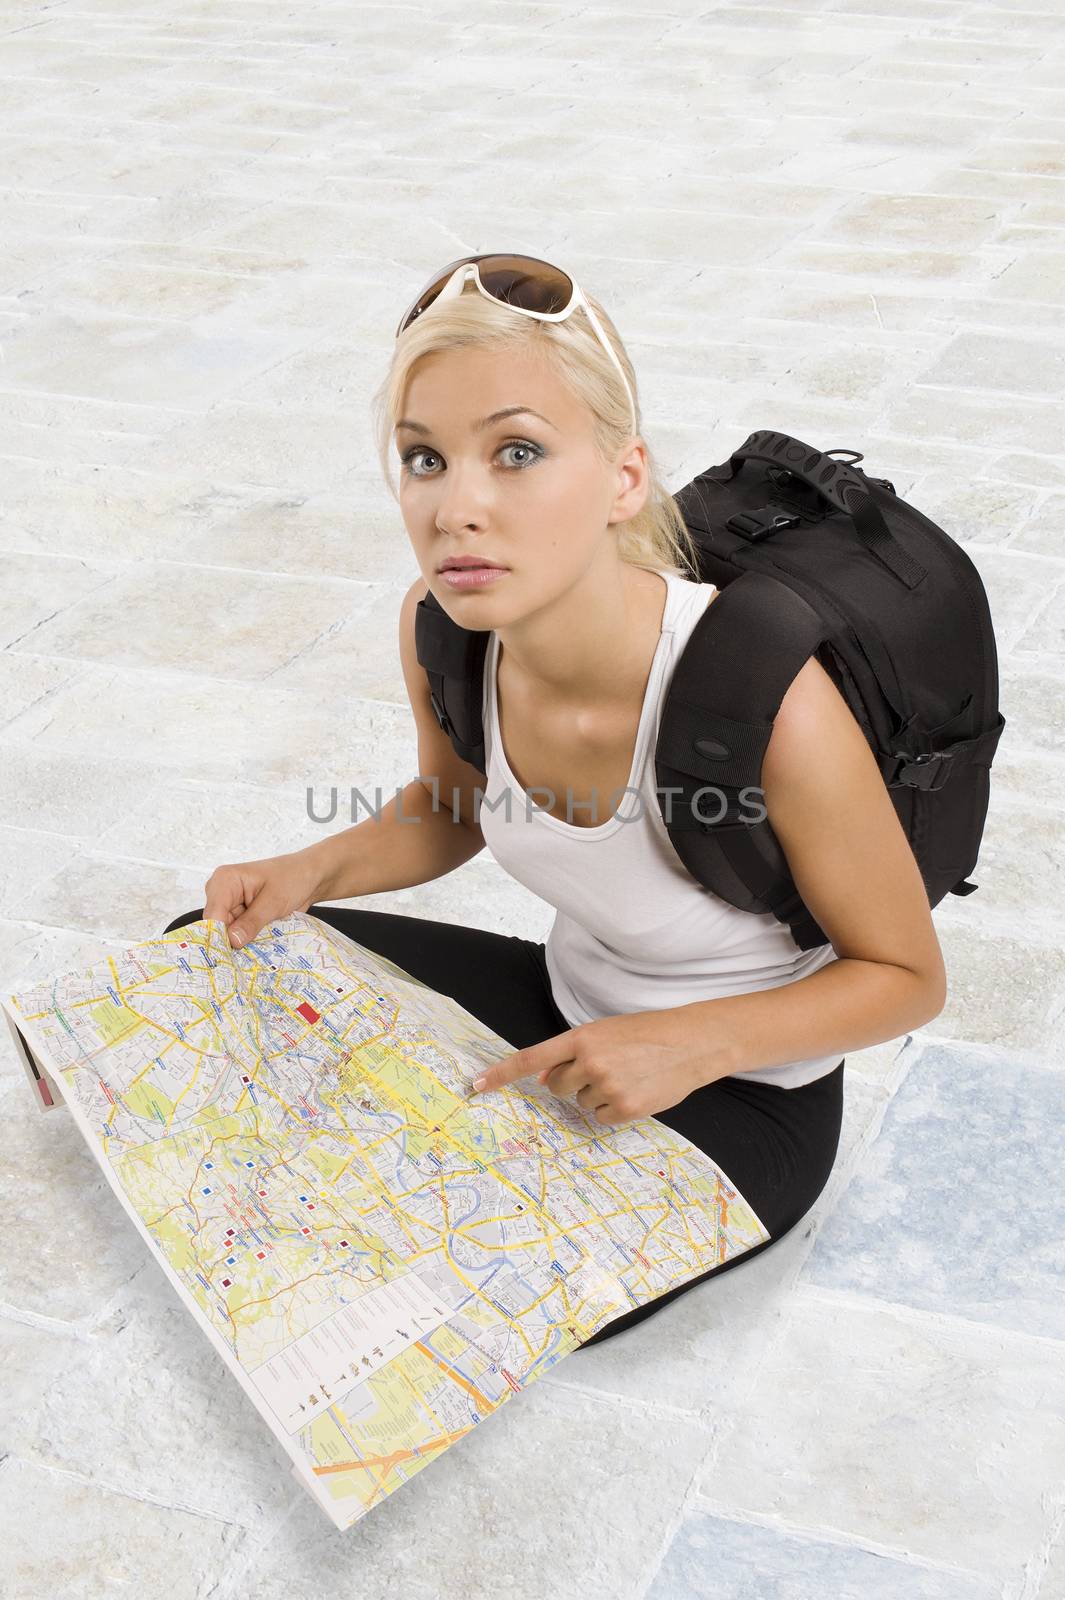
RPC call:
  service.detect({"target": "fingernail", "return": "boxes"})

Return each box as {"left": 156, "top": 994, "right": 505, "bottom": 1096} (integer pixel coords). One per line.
{"left": 231, "top": 930, "right": 244, "bottom": 948}
{"left": 471, "top": 1076, "right": 486, "bottom": 1092}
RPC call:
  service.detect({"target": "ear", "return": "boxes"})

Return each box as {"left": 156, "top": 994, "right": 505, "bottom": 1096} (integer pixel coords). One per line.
{"left": 607, "top": 437, "right": 649, "bottom": 525}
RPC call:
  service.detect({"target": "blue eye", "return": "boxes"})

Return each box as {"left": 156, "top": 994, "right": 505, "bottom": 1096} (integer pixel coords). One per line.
{"left": 401, "top": 439, "right": 544, "bottom": 477}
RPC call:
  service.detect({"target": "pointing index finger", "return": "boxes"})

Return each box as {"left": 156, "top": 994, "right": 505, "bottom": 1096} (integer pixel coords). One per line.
{"left": 468, "top": 1047, "right": 529, "bottom": 1097}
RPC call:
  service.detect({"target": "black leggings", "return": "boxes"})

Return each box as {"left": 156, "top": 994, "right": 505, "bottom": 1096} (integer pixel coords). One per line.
{"left": 161, "top": 904, "right": 845, "bottom": 1348}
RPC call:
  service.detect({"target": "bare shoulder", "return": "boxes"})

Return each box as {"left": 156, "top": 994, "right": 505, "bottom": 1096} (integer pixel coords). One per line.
{"left": 759, "top": 652, "right": 946, "bottom": 991}
{"left": 761, "top": 654, "right": 878, "bottom": 820}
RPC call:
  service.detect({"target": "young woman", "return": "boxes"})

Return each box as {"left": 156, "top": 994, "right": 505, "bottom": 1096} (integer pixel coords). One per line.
{"left": 162, "top": 254, "right": 946, "bottom": 1348}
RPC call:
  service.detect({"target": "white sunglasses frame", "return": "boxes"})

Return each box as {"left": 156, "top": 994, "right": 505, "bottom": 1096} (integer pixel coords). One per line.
{"left": 398, "top": 258, "right": 639, "bottom": 437}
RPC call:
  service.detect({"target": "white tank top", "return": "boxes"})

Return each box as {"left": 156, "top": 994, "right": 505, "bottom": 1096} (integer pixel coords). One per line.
{"left": 478, "top": 567, "right": 842, "bottom": 1089}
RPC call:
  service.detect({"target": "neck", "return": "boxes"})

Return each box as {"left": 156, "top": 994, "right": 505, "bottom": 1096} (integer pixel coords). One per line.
{"left": 495, "top": 555, "right": 669, "bottom": 706}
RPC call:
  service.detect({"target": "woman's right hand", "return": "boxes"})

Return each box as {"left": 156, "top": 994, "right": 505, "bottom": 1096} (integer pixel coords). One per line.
{"left": 202, "top": 849, "right": 326, "bottom": 950}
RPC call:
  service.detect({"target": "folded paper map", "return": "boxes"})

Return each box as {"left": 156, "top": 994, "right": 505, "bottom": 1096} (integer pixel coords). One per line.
{"left": 2, "top": 913, "right": 771, "bottom": 1530}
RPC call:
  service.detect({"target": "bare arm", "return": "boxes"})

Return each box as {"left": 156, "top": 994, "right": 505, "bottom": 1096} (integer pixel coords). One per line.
{"left": 679, "top": 653, "right": 947, "bottom": 1080}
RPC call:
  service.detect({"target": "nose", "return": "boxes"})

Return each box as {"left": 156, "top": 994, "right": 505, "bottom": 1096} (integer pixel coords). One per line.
{"left": 433, "top": 461, "right": 493, "bottom": 535}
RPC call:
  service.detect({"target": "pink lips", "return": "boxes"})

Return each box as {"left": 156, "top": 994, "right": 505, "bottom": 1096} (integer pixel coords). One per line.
{"left": 439, "top": 565, "right": 509, "bottom": 590}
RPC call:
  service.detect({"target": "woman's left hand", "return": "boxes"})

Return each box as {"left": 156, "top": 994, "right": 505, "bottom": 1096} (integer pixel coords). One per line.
{"left": 467, "top": 1007, "right": 733, "bottom": 1126}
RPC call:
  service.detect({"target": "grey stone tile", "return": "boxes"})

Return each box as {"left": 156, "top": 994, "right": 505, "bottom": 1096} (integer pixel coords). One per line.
{"left": 802, "top": 1040, "right": 1065, "bottom": 1337}
{"left": 646, "top": 1512, "right": 999, "bottom": 1600}
{"left": 544, "top": 1071, "right": 891, "bottom": 1419}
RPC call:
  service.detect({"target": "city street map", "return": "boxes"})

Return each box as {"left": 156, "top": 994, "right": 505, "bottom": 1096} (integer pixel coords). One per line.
{"left": 2, "top": 913, "right": 771, "bottom": 1530}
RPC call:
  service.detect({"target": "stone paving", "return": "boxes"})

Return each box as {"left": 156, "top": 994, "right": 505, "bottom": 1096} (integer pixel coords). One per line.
{"left": 1, "top": 0, "right": 1063, "bottom": 1596}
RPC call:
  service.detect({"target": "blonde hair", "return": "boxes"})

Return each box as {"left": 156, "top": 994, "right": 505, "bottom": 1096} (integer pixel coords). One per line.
{"left": 370, "top": 274, "right": 701, "bottom": 580}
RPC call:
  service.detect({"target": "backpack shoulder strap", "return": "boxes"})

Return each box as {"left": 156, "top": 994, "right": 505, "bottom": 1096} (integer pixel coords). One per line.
{"left": 656, "top": 569, "right": 835, "bottom": 949}
{"left": 413, "top": 587, "right": 489, "bottom": 775}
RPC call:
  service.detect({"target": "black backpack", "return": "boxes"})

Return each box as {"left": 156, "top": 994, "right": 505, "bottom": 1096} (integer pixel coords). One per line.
{"left": 414, "top": 428, "right": 1007, "bottom": 951}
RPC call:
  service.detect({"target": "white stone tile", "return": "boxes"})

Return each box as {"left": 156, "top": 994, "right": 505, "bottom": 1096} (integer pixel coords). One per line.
{"left": 1, "top": 0, "right": 1063, "bottom": 1591}
{"left": 0, "top": 745, "right": 173, "bottom": 842}
{"left": 0, "top": 307, "right": 315, "bottom": 410}
{"left": 0, "top": 827, "right": 83, "bottom": 919}
{"left": 927, "top": 918, "right": 1065, "bottom": 1054}
{"left": 21, "top": 854, "right": 212, "bottom": 942}
{"left": 0, "top": 918, "right": 139, "bottom": 1041}
{"left": 230, "top": 1379, "right": 709, "bottom": 1600}
{"left": 7, "top": 557, "right": 372, "bottom": 681}
{"left": 964, "top": 547, "right": 1065, "bottom": 656}
{"left": 1008, "top": 493, "right": 1065, "bottom": 557}
{"left": 697, "top": 1292, "right": 1065, "bottom": 1583}
{"left": 2, "top": 1269, "right": 292, "bottom": 1529}
{"left": 0, "top": 1455, "right": 246, "bottom": 1600}
{"left": 0, "top": 1073, "right": 148, "bottom": 1323}
{"left": 265, "top": 579, "right": 409, "bottom": 702}
{"left": 1, "top": 665, "right": 415, "bottom": 790}
{"left": 91, "top": 775, "right": 335, "bottom": 868}
{"left": 0, "top": 551, "right": 120, "bottom": 653}
{"left": 0, "top": 652, "right": 83, "bottom": 733}
{"left": 915, "top": 332, "right": 1065, "bottom": 398}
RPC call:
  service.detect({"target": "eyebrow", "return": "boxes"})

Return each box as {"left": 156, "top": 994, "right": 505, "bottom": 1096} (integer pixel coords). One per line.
{"left": 394, "top": 405, "right": 557, "bottom": 437}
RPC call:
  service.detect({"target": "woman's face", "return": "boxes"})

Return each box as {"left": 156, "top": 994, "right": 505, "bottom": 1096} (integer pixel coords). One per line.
{"left": 395, "top": 344, "right": 646, "bottom": 625}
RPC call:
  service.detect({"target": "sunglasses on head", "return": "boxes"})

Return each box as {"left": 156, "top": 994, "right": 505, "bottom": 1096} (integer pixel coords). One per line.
{"left": 395, "top": 253, "right": 638, "bottom": 435}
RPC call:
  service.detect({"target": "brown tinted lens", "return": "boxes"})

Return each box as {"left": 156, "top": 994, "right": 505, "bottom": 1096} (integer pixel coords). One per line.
{"left": 397, "top": 254, "right": 573, "bottom": 334}
{"left": 396, "top": 256, "right": 476, "bottom": 336}
{"left": 476, "top": 255, "right": 574, "bottom": 315}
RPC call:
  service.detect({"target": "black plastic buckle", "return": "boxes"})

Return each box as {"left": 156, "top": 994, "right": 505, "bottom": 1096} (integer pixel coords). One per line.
{"left": 896, "top": 750, "right": 955, "bottom": 791}
{"left": 726, "top": 508, "right": 801, "bottom": 543}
